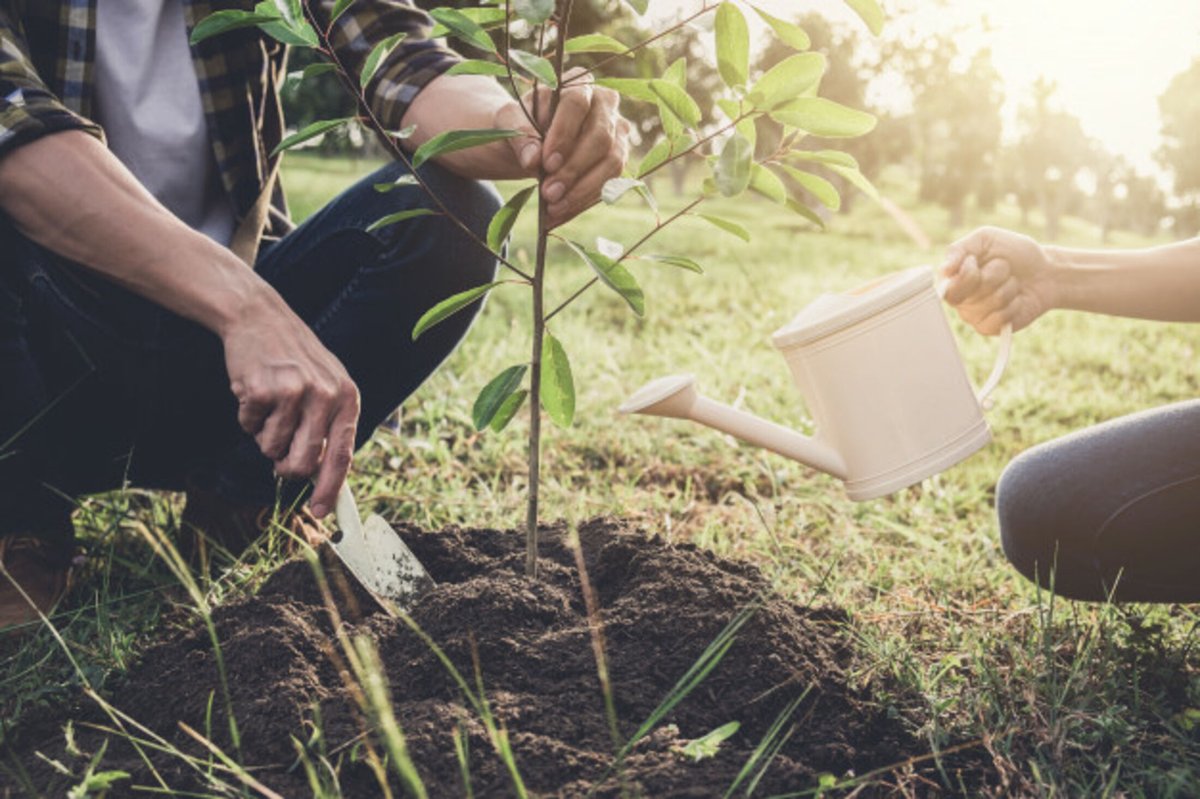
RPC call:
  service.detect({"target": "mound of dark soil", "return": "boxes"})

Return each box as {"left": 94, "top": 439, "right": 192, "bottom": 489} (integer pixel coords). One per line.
{"left": 3, "top": 519, "right": 972, "bottom": 796}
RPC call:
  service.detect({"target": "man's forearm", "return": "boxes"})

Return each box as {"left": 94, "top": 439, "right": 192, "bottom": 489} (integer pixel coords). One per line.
{"left": 1047, "top": 239, "right": 1200, "bottom": 323}
{"left": 0, "top": 130, "right": 279, "bottom": 336}
{"left": 400, "top": 74, "right": 533, "bottom": 180}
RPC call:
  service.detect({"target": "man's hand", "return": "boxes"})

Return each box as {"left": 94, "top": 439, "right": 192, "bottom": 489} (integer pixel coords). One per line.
{"left": 221, "top": 299, "right": 360, "bottom": 518}
{"left": 495, "top": 69, "right": 633, "bottom": 228}
{"left": 401, "top": 71, "right": 632, "bottom": 226}
{"left": 940, "top": 226, "right": 1061, "bottom": 335}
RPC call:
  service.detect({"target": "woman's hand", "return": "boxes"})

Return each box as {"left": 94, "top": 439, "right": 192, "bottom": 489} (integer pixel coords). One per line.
{"left": 940, "top": 226, "right": 1062, "bottom": 335}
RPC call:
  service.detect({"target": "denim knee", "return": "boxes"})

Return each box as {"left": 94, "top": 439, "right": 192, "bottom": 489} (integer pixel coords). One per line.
{"left": 374, "top": 162, "right": 502, "bottom": 291}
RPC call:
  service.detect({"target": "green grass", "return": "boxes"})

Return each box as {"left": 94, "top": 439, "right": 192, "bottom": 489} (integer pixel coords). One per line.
{"left": 4, "top": 151, "right": 1199, "bottom": 796}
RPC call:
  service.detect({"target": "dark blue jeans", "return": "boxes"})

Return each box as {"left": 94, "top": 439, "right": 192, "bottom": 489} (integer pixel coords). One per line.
{"left": 997, "top": 399, "right": 1200, "bottom": 603}
{"left": 0, "top": 160, "right": 501, "bottom": 553}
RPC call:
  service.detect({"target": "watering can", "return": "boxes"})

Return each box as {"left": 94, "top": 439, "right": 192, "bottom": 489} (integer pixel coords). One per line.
{"left": 619, "top": 266, "right": 1012, "bottom": 501}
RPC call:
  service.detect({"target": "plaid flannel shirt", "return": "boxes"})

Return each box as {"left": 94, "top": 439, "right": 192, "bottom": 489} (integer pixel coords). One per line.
{"left": 0, "top": 0, "right": 459, "bottom": 239}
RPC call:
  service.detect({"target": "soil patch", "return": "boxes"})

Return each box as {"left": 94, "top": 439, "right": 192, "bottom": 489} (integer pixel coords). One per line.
{"left": 3, "top": 519, "right": 983, "bottom": 796}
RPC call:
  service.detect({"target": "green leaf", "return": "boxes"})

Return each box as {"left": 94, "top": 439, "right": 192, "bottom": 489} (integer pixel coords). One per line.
{"left": 366, "top": 208, "right": 439, "bottom": 232}
{"left": 473, "top": 365, "right": 528, "bottom": 430}
{"left": 412, "top": 128, "right": 522, "bottom": 169}
{"left": 714, "top": 133, "right": 753, "bottom": 197}
{"left": 637, "top": 138, "right": 673, "bottom": 177}
{"left": 772, "top": 98, "right": 876, "bottom": 138}
{"left": 696, "top": 214, "right": 751, "bottom": 242}
{"left": 514, "top": 0, "right": 554, "bottom": 24}
{"left": 663, "top": 57, "right": 688, "bottom": 89}
{"left": 487, "top": 185, "right": 536, "bottom": 252}
{"left": 751, "top": 6, "right": 811, "bottom": 50}
{"left": 564, "top": 241, "right": 645, "bottom": 317}
{"left": 253, "top": 1, "right": 317, "bottom": 47}
{"left": 786, "top": 199, "right": 826, "bottom": 229}
{"left": 540, "top": 333, "right": 575, "bottom": 428}
{"left": 643, "top": 254, "right": 704, "bottom": 274}
{"left": 749, "top": 164, "right": 788, "bottom": 204}
{"left": 650, "top": 80, "right": 702, "bottom": 129}
{"left": 788, "top": 149, "right": 859, "bottom": 169}
{"left": 601, "top": 177, "right": 646, "bottom": 205}
{"left": 258, "top": 19, "right": 319, "bottom": 47}
{"left": 622, "top": 0, "right": 649, "bottom": 15}
{"left": 447, "top": 59, "right": 510, "bottom": 77}
{"left": 429, "top": 7, "right": 497, "bottom": 53}
{"left": 844, "top": 0, "right": 884, "bottom": 35}
{"left": 373, "top": 173, "right": 419, "bottom": 192}
{"left": 330, "top": 0, "right": 355, "bottom": 25}
{"left": 272, "top": 0, "right": 301, "bottom": 26}
{"left": 412, "top": 282, "right": 503, "bottom": 340}
{"left": 189, "top": 10, "right": 280, "bottom": 45}
{"left": 715, "top": 2, "right": 750, "bottom": 89}
{"left": 509, "top": 49, "right": 558, "bottom": 87}
{"left": 777, "top": 164, "right": 841, "bottom": 209}
{"left": 681, "top": 722, "right": 740, "bottom": 762}
{"left": 826, "top": 163, "right": 879, "bottom": 201}
{"left": 271, "top": 118, "right": 353, "bottom": 156}
{"left": 295, "top": 62, "right": 337, "bottom": 81}
{"left": 565, "top": 33, "right": 628, "bottom": 55}
{"left": 749, "top": 53, "right": 826, "bottom": 111}
{"left": 361, "top": 32, "right": 406, "bottom": 88}
{"left": 490, "top": 389, "right": 528, "bottom": 432}
{"left": 596, "top": 77, "right": 657, "bottom": 104}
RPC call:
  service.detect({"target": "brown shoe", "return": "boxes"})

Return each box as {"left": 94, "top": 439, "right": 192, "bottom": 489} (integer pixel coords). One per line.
{"left": 0, "top": 537, "right": 73, "bottom": 635}
{"left": 181, "top": 486, "right": 329, "bottom": 568}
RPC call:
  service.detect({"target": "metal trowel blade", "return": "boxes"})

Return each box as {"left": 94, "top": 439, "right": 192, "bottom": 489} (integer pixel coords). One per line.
{"left": 333, "top": 485, "right": 434, "bottom": 610}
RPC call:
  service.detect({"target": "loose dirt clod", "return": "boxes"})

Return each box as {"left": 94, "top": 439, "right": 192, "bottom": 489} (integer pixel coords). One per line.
{"left": 2, "top": 519, "right": 982, "bottom": 796}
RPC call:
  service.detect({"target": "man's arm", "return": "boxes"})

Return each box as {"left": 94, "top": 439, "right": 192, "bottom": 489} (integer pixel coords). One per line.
{"left": 940, "top": 226, "right": 1200, "bottom": 335}
{"left": 0, "top": 131, "right": 358, "bottom": 517}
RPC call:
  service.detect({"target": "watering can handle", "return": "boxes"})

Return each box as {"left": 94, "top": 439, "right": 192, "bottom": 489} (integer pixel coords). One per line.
{"left": 935, "top": 277, "right": 1013, "bottom": 409}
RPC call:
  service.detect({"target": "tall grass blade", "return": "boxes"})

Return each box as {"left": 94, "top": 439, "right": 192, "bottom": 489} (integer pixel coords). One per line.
{"left": 725, "top": 686, "right": 809, "bottom": 797}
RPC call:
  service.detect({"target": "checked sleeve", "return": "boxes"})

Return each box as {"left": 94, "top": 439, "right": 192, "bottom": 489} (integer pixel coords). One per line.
{"left": 313, "top": 0, "right": 462, "bottom": 133}
{"left": 0, "top": 9, "right": 101, "bottom": 160}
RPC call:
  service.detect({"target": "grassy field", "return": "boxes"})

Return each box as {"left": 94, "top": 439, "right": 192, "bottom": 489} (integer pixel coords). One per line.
{"left": 4, "top": 152, "right": 1199, "bottom": 796}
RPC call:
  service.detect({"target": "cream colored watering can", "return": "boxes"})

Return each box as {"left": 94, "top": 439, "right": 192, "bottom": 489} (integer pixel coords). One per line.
{"left": 620, "top": 266, "right": 1012, "bottom": 501}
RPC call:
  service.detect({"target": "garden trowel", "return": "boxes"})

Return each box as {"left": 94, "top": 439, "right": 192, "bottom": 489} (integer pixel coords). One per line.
{"left": 333, "top": 483, "right": 433, "bottom": 609}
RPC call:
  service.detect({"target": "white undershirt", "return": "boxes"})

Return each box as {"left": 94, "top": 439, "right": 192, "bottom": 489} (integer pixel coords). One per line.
{"left": 94, "top": 0, "right": 236, "bottom": 246}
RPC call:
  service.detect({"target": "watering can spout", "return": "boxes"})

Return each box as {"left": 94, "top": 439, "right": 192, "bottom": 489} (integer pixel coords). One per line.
{"left": 618, "top": 375, "right": 848, "bottom": 480}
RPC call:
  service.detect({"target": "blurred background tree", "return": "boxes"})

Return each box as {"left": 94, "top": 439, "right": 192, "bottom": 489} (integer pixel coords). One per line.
{"left": 1158, "top": 57, "right": 1200, "bottom": 236}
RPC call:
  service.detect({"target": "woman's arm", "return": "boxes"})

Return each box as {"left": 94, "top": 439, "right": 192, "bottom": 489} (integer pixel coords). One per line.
{"left": 940, "top": 226, "right": 1200, "bottom": 335}
{"left": 1047, "top": 238, "right": 1200, "bottom": 322}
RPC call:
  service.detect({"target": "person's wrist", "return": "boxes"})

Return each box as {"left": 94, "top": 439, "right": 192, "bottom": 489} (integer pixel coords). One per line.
{"left": 184, "top": 240, "right": 280, "bottom": 340}
{"left": 1040, "top": 243, "right": 1073, "bottom": 312}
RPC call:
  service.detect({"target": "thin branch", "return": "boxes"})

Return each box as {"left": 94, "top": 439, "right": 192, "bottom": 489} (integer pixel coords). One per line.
{"left": 504, "top": 0, "right": 542, "bottom": 133}
{"left": 543, "top": 195, "right": 705, "bottom": 323}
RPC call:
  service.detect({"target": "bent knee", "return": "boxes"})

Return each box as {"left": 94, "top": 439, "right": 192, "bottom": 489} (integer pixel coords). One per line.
{"left": 996, "top": 445, "right": 1065, "bottom": 588}
{"left": 996, "top": 445, "right": 1106, "bottom": 600}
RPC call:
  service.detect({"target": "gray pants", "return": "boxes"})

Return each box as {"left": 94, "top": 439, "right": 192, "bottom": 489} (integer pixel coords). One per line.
{"left": 997, "top": 400, "right": 1200, "bottom": 602}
